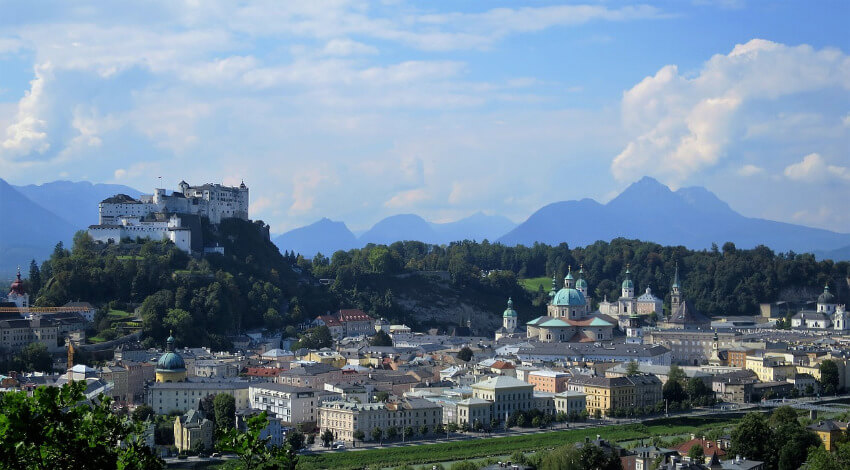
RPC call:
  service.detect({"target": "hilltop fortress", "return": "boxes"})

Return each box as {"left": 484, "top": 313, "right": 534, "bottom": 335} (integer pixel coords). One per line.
{"left": 88, "top": 180, "right": 249, "bottom": 252}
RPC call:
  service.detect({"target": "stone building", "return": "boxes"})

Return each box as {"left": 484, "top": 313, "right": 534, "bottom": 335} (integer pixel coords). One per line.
{"left": 174, "top": 409, "right": 214, "bottom": 453}
{"left": 318, "top": 397, "right": 442, "bottom": 443}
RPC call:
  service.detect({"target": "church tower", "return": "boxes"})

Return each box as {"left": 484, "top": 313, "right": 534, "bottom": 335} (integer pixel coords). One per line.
{"left": 670, "top": 263, "right": 682, "bottom": 315}
{"left": 576, "top": 265, "right": 591, "bottom": 313}
{"left": 502, "top": 297, "right": 518, "bottom": 332}
{"left": 621, "top": 265, "right": 635, "bottom": 298}
{"left": 155, "top": 333, "right": 187, "bottom": 383}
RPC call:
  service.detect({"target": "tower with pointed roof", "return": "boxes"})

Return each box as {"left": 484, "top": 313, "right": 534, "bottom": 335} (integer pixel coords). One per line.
{"left": 670, "top": 263, "right": 682, "bottom": 316}
{"left": 6, "top": 266, "right": 29, "bottom": 308}
{"left": 502, "top": 297, "right": 518, "bottom": 332}
{"left": 621, "top": 265, "right": 635, "bottom": 299}
{"left": 575, "top": 265, "right": 592, "bottom": 313}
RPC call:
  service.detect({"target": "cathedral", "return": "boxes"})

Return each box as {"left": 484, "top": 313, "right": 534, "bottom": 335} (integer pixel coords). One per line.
{"left": 525, "top": 267, "right": 616, "bottom": 343}
{"left": 598, "top": 266, "right": 663, "bottom": 321}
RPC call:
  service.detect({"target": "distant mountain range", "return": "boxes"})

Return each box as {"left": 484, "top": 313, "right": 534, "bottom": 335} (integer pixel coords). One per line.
{"left": 3, "top": 176, "right": 849, "bottom": 275}
{"left": 0, "top": 179, "right": 142, "bottom": 274}
{"left": 274, "top": 177, "right": 850, "bottom": 260}
{"left": 273, "top": 212, "right": 517, "bottom": 257}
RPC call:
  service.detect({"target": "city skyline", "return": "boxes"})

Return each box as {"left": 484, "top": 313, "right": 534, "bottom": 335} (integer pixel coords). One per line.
{"left": 1, "top": 1, "right": 848, "bottom": 233}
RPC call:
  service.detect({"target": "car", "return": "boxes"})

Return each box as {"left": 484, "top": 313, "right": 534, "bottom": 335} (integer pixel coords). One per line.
{"left": 332, "top": 443, "right": 346, "bottom": 450}
{"left": 210, "top": 453, "right": 221, "bottom": 458}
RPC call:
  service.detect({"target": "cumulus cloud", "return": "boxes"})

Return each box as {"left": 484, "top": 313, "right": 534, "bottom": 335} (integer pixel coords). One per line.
{"left": 784, "top": 153, "right": 850, "bottom": 182}
{"left": 1, "top": 63, "right": 51, "bottom": 158}
{"left": 384, "top": 188, "right": 431, "bottom": 208}
{"left": 321, "top": 39, "right": 378, "bottom": 56}
{"left": 611, "top": 39, "right": 850, "bottom": 185}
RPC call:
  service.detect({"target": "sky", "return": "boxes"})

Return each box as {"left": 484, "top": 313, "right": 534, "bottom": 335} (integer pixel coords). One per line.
{"left": 0, "top": 1, "right": 848, "bottom": 234}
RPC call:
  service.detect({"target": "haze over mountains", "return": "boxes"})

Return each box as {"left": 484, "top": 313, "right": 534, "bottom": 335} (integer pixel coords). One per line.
{"left": 2, "top": 176, "right": 849, "bottom": 275}
{"left": 0, "top": 179, "right": 142, "bottom": 274}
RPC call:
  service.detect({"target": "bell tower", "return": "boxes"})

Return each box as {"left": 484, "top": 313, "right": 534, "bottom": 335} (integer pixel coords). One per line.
{"left": 670, "top": 263, "right": 682, "bottom": 315}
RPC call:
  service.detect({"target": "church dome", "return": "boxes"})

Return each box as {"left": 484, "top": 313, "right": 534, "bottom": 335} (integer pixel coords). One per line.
{"left": 503, "top": 297, "right": 517, "bottom": 318}
{"left": 818, "top": 284, "right": 835, "bottom": 304}
{"left": 156, "top": 335, "right": 185, "bottom": 371}
{"left": 9, "top": 269, "right": 25, "bottom": 296}
{"left": 552, "top": 288, "right": 586, "bottom": 306}
{"left": 576, "top": 278, "right": 587, "bottom": 289}
{"left": 622, "top": 267, "right": 634, "bottom": 290}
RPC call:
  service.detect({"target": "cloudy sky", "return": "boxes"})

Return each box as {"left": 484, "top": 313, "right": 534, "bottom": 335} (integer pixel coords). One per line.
{"left": 1, "top": 1, "right": 848, "bottom": 233}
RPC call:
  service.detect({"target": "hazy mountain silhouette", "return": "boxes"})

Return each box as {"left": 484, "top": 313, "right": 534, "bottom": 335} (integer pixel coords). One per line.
{"left": 13, "top": 180, "right": 143, "bottom": 227}
{"left": 0, "top": 179, "right": 78, "bottom": 273}
{"left": 272, "top": 218, "right": 359, "bottom": 257}
{"left": 498, "top": 176, "right": 850, "bottom": 255}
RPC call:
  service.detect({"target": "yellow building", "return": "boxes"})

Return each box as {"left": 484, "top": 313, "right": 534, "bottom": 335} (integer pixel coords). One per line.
{"left": 156, "top": 334, "right": 187, "bottom": 383}
{"left": 306, "top": 350, "right": 347, "bottom": 368}
{"left": 807, "top": 420, "right": 848, "bottom": 451}
{"left": 568, "top": 376, "right": 634, "bottom": 417}
{"left": 745, "top": 355, "right": 795, "bottom": 382}
{"left": 174, "top": 409, "right": 214, "bottom": 452}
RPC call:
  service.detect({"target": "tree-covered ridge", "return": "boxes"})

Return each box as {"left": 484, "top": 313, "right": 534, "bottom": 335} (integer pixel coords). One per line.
{"left": 304, "top": 238, "right": 849, "bottom": 318}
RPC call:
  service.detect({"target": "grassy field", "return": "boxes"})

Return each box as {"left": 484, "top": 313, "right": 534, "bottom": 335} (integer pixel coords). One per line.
{"left": 106, "top": 309, "right": 133, "bottom": 319}
{"left": 519, "top": 276, "right": 551, "bottom": 294}
{"left": 295, "top": 417, "right": 736, "bottom": 470}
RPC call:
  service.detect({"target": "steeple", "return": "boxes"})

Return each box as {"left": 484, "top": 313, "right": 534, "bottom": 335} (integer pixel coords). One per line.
{"left": 621, "top": 264, "right": 634, "bottom": 298}
{"left": 166, "top": 330, "right": 175, "bottom": 352}
{"left": 564, "top": 265, "right": 574, "bottom": 288}
{"left": 670, "top": 263, "right": 682, "bottom": 316}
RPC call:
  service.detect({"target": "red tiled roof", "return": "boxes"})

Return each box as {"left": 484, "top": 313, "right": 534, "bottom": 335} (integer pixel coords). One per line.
{"left": 245, "top": 367, "right": 287, "bottom": 377}
{"left": 491, "top": 360, "right": 516, "bottom": 369}
{"left": 673, "top": 439, "right": 727, "bottom": 457}
{"left": 317, "top": 315, "right": 342, "bottom": 327}
{"left": 338, "top": 309, "right": 373, "bottom": 322}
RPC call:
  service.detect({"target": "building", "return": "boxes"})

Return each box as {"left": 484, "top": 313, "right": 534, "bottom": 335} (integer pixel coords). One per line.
{"left": 274, "top": 362, "right": 346, "bottom": 389}
{"left": 194, "top": 359, "right": 239, "bottom": 378}
{"left": 236, "top": 410, "right": 285, "bottom": 448}
{"left": 644, "top": 330, "right": 739, "bottom": 366}
{"left": 313, "top": 309, "right": 377, "bottom": 339}
{"left": 711, "top": 371, "right": 757, "bottom": 404}
{"left": 147, "top": 379, "right": 251, "bottom": 415}
{"left": 790, "top": 284, "right": 848, "bottom": 331}
{"left": 745, "top": 354, "right": 796, "bottom": 382}
{"left": 88, "top": 214, "right": 192, "bottom": 252}
{"left": 658, "top": 266, "right": 711, "bottom": 331}
{"left": 495, "top": 298, "right": 524, "bottom": 341}
{"left": 568, "top": 374, "right": 662, "bottom": 417}
{"left": 553, "top": 391, "right": 587, "bottom": 417}
{"left": 318, "top": 397, "right": 442, "bottom": 442}
{"left": 155, "top": 335, "right": 188, "bottom": 383}
{"left": 249, "top": 383, "right": 333, "bottom": 425}
{"left": 99, "top": 365, "right": 129, "bottom": 402}
{"left": 526, "top": 370, "right": 570, "bottom": 393}
{"left": 98, "top": 181, "right": 249, "bottom": 226}
{"left": 174, "top": 409, "right": 214, "bottom": 453}
{"left": 516, "top": 341, "right": 672, "bottom": 366}
{"left": 4, "top": 268, "right": 29, "bottom": 308}
{"left": 807, "top": 420, "right": 849, "bottom": 451}
{"left": 526, "top": 267, "right": 616, "bottom": 343}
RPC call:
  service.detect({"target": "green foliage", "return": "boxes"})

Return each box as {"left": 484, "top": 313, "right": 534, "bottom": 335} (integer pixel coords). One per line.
{"left": 456, "top": 346, "right": 473, "bottom": 362}
{"left": 731, "top": 407, "right": 821, "bottom": 470}
{"left": 131, "top": 404, "right": 155, "bottom": 423}
{"left": 625, "top": 360, "right": 640, "bottom": 376}
{"left": 819, "top": 360, "right": 840, "bottom": 394}
{"left": 353, "top": 430, "right": 365, "bottom": 441}
{"left": 217, "top": 410, "right": 297, "bottom": 470}
{"left": 293, "top": 326, "right": 332, "bottom": 350}
{"left": 688, "top": 444, "right": 704, "bottom": 461}
{"left": 19, "top": 342, "right": 53, "bottom": 372}
{"left": 214, "top": 394, "right": 236, "bottom": 430}
{"left": 0, "top": 381, "right": 162, "bottom": 469}
{"left": 539, "top": 442, "right": 622, "bottom": 470}
{"left": 386, "top": 425, "right": 399, "bottom": 440}
{"left": 805, "top": 441, "right": 850, "bottom": 470}
{"left": 285, "top": 430, "right": 305, "bottom": 452}
{"left": 321, "top": 429, "right": 334, "bottom": 447}
{"left": 374, "top": 391, "right": 390, "bottom": 403}
{"left": 371, "top": 427, "right": 383, "bottom": 442}
{"left": 451, "top": 462, "right": 479, "bottom": 470}
{"left": 370, "top": 329, "right": 393, "bottom": 346}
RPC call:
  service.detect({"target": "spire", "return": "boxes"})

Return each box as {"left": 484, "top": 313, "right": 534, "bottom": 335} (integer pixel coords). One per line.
{"left": 672, "top": 263, "right": 680, "bottom": 289}
{"left": 507, "top": 297, "right": 513, "bottom": 309}
{"left": 564, "top": 265, "right": 573, "bottom": 280}
{"left": 166, "top": 331, "right": 175, "bottom": 352}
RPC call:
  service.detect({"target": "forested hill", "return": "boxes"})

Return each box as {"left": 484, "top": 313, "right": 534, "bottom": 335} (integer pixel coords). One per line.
{"left": 304, "top": 239, "right": 850, "bottom": 319}
{"left": 25, "top": 225, "right": 850, "bottom": 349}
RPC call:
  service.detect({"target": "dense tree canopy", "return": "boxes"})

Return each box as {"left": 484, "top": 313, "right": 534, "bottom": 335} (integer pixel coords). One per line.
{"left": 0, "top": 381, "right": 162, "bottom": 469}
{"left": 731, "top": 407, "right": 821, "bottom": 470}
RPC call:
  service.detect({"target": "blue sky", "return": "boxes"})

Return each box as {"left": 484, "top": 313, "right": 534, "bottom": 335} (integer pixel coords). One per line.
{"left": 0, "top": 1, "right": 848, "bottom": 233}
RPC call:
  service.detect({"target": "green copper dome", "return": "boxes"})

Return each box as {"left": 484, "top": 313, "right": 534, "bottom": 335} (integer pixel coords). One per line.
{"left": 576, "top": 278, "right": 587, "bottom": 289}
{"left": 622, "top": 267, "right": 633, "bottom": 290}
{"left": 818, "top": 284, "right": 835, "bottom": 304}
{"left": 157, "top": 333, "right": 185, "bottom": 371}
{"left": 503, "top": 297, "right": 517, "bottom": 318}
{"left": 552, "top": 287, "right": 586, "bottom": 306}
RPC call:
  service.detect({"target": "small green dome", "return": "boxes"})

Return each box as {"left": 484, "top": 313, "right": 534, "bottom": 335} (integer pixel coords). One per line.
{"left": 503, "top": 297, "right": 518, "bottom": 318}
{"left": 818, "top": 284, "right": 835, "bottom": 304}
{"left": 157, "top": 352, "right": 185, "bottom": 371}
{"left": 622, "top": 279, "right": 634, "bottom": 290}
{"left": 576, "top": 278, "right": 587, "bottom": 289}
{"left": 552, "top": 288, "right": 586, "bottom": 306}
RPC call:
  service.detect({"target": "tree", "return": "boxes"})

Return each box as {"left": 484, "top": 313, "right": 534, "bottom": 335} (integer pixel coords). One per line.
{"left": 805, "top": 441, "right": 850, "bottom": 470}
{"left": 403, "top": 426, "right": 414, "bottom": 440}
{"left": 0, "top": 381, "right": 163, "bottom": 469}
{"left": 132, "top": 405, "right": 155, "bottom": 423}
{"left": 456, "top": 346, "right": 473, "bottom": 362}
{"left": 386, "top": 425, "right": 398, "bottom": 440}
{"left": 731, "top": 412, "right": 773, "bottom": 466}
{"left": 625, "top": 360, "right": 640, "bottom": 376}
{"left": 688, "top": 444, "right": 704, "bottom": 462}
{"left": 214, "top": 394, "right": 236, "bottom": 430}
{"left": 374, "top": 391, "right": 390, "bottom": 403}
{"left": 685, "top": 377, "right": 710, "bottom": 401}
{"left": 294, "top": 326, "right": 333, "bottom": 350}
{"left": 217, "top": 410, "right": 297, "bottom": 470}
{"left": 419, "top": 424, "right": 429, "bottom": 436}
{"left": 667, "top": 364, "right": 686, "bottom": 384}
{"left": 446, "top": 422, "right": 458, "bottom": 433}
{"left": 820, "top": 360, "right": 840, "bottom": 395}
{"left": 199, "top": 394, "right": 217, "bottom": 425}
{"left": 19, "top": 342, "right": 53, "bottom": 372}
{"left": 285, "top": 430, "right": 305, "bottom": 453}
{"left": 353, "top": 429, "right": 365, "bottom": 443}
{"left": 321, "top": 429, "right": 335, "bottom": 447}
{"left": 29, "top": 259, "right": 42, "bottom": 297}
{"left": 663, "top": 379, "right": 686, "bottom": 403}
{"left": 370, "top": 330, "right": 393, "bottom": 347}
{"left": 539, "top": 442, "right": 621, "bottom": 470}
{"left": 371, "top": 427, "right": 383, "bottom": 443}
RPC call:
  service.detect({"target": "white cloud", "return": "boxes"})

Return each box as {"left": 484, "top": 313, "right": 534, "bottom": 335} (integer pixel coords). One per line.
{"left": 1, "top": 63, "right": 51, "bottom": 158}
{"left": 321, "top": 39, "right": 378, "bottom": 56}
{"left": 612, "top": 39, "right": 850, "bottom": 185}
{"left": 784, "top": 153, "right": 850, "bottom": 182}
{"left": 384, "top": 188, "right": 431, "bottom": 208}
{"left": 737, "top": 164, "right": 763, "bottom": 176}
